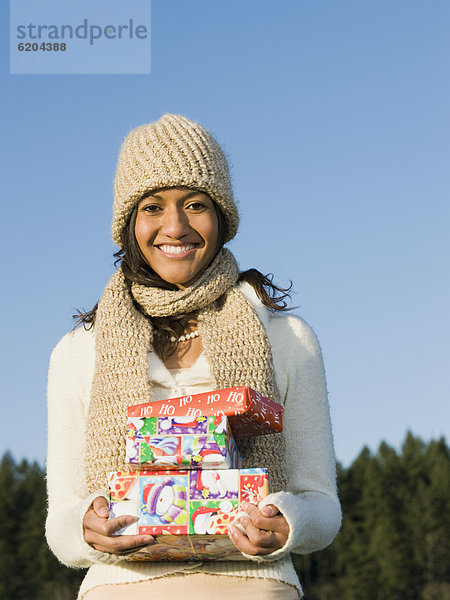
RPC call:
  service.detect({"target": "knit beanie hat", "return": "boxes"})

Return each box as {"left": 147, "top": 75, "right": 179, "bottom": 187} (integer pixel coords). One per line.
{"left": 112, "top": 114, "right": 239, "bottom": 248}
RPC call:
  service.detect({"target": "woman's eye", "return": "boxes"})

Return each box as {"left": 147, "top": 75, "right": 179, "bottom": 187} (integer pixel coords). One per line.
{"left": 187, "top": 202, "right": 207, "bottom": 211}
{"left": 142, "top": 204, "right": 161, "bottom": 213}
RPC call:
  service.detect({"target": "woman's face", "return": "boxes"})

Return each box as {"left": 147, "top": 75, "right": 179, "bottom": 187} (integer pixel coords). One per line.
{"left": 134, "top": 187, "right": 220, "bottom": 289}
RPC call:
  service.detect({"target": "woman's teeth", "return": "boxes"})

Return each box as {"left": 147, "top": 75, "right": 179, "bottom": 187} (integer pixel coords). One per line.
{"left": 158, "top": 244, "right": 196, "bottom": 255}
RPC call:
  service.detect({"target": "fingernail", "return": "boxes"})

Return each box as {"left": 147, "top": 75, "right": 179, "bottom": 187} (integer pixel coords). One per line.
{"left": 228, "top": 525, "right": 236, "bottom": 536}
{"left": 241, "top": 501, "right": 248, "bottom": 510}
{"left": 125, "top": 516, "right": 138, "bottom": 524}
{"left": 142, "top": 536, "right": 153, "bottom": 543}
{"left": 261, "top": 506, "right": 273, "bottom": 515}
{"left": 238, "top": 516, "right": 249, "bottom": 526}
{"left": 99, "top": 506, "right": 109, "bottom": 516}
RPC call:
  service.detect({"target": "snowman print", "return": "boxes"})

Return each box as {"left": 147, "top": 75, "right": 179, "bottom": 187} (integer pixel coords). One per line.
{"left": 143, "top": 476, "right": 188, "bottom": 526}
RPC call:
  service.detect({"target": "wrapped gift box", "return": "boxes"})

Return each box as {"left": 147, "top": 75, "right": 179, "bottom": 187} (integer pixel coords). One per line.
{"left": 128, "top": 386, "right": 283, "bottom": 439}
{"left": 108, "top": 467, "right": 269, "bottom": 561}
{"left": 126, "top": 414, "right": 240, "bottom": 470}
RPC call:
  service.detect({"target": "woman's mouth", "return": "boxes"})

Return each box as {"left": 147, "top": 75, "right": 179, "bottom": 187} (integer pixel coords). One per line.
{"left": 156, "top": 244, "right": 198, "bottom": 257}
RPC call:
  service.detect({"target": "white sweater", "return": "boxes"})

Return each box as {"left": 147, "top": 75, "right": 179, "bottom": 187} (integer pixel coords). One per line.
{"left": 46, "top": 282, "right": 341, "bottom": 598}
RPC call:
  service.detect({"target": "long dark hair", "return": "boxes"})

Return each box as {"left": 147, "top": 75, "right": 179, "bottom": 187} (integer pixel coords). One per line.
{"left": 73, "top": 194, "right": 292, "bottom": 359}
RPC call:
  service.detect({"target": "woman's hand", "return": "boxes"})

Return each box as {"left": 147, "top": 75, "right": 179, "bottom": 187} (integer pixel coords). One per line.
{"left": 228, "top": 502, "right": 290, "bottom": 556}
{"left": 83, "top": 496, "right": 154, "bottom": 555}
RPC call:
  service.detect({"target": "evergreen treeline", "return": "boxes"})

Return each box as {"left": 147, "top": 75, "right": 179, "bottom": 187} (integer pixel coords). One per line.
{"left": 294, "top": 432, "right": 450, "bottom": 600}
{"left": 0, "top": 454, "right": 83, "bottom": 600}
{"left": 1, "top": 432, "right": 449, "bottom": 600}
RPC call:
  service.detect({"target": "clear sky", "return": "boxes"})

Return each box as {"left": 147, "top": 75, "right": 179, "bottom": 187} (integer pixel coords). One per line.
{"left": 2, "top": 0, "right": 449, "bottom": 467}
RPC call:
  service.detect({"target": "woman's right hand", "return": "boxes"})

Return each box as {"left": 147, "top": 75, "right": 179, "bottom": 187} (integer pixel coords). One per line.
{"left": 83, "top": 496, "right": 154, "bottom": 555}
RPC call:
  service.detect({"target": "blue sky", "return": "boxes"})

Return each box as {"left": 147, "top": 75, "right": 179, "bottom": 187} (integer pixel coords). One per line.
{"left": 2, "top": 0, "right": 449, "bottom": 467}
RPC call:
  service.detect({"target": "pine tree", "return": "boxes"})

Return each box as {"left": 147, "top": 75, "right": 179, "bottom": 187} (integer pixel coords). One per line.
{"left": 0, "top": 452, "right": 22, "bottom": 598}
{"left": 338, "top": 446, "right": 382, "bottom": 600}
{"left": 421, "top": 438, "right": 450, "bottom": 600}
{"left": 0, "top": 453, "right": 85, "bottom": 599}
{"left": 369, "top": 439, "right": 422, "bottom": 599}
{"left": 293, "top": 433, "right": 450, "bottom": 600}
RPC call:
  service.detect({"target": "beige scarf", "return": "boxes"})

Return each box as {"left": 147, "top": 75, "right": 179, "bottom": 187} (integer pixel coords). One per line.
{"left": 85, "top": 249, "right": 286, "bottom": 494}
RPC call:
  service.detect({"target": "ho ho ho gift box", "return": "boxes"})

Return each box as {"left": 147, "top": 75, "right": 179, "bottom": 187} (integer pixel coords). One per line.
{"left": 126, "top": 414, "right": 241, "bottom": 471}
{"left": 108, "top": 467, "right": 269, "bottom": 561}
{"left": 127, "top": 386, "right": 283, "bottom": 440}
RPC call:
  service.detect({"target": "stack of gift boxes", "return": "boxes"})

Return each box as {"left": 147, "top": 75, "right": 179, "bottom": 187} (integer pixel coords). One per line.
{"left": 108, "top": 386, "right": 283, "bottom": 561}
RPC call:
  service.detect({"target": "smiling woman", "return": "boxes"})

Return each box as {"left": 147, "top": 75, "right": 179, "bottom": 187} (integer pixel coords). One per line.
{"left": 134, "top": 188, "right": 219, "bottom": 289}
{"left": 45, "top": 114, "right": 341, "bottom": 600}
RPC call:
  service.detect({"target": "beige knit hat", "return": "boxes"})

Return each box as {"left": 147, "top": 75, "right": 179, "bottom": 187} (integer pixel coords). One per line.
{"left": 112, "top": 114, "right": 239, "bottom": 247}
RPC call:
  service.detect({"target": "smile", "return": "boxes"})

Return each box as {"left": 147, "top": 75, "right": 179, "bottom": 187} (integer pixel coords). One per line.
{"left": 157, "top": 244, "right": 198, "bottom": 256}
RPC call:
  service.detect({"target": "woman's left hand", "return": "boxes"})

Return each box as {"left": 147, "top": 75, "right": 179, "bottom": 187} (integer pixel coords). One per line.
{"left": 228, "top": 502, "right": 290, "bottom": 556}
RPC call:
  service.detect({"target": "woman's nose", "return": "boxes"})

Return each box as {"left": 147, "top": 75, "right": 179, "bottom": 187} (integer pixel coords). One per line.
{"left": 160, "top": 205, "right": 190, "bottom": 238}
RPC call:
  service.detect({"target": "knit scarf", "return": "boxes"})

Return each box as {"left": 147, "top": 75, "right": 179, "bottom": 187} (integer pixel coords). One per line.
{"left": 85, "top": 249, "right": 287, "bottom": 494}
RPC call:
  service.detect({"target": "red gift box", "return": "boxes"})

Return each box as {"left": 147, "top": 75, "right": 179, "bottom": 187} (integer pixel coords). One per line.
{"left": 128, "top": 386, "right": 283, "bottom": 439}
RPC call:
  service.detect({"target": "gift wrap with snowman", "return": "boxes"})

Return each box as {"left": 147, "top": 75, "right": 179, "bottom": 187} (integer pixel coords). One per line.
{"left": 108, "top": 468, "right": 269, "bottom": 561}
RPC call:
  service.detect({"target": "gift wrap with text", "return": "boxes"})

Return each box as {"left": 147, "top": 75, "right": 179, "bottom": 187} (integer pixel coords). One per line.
{"left": 127, "top": 386, "right": 283, "bottom": 440}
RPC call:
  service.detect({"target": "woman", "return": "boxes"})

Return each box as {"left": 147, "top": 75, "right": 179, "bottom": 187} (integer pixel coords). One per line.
{"left": 46, "top": 114, "right": 341, "bottom": 599}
